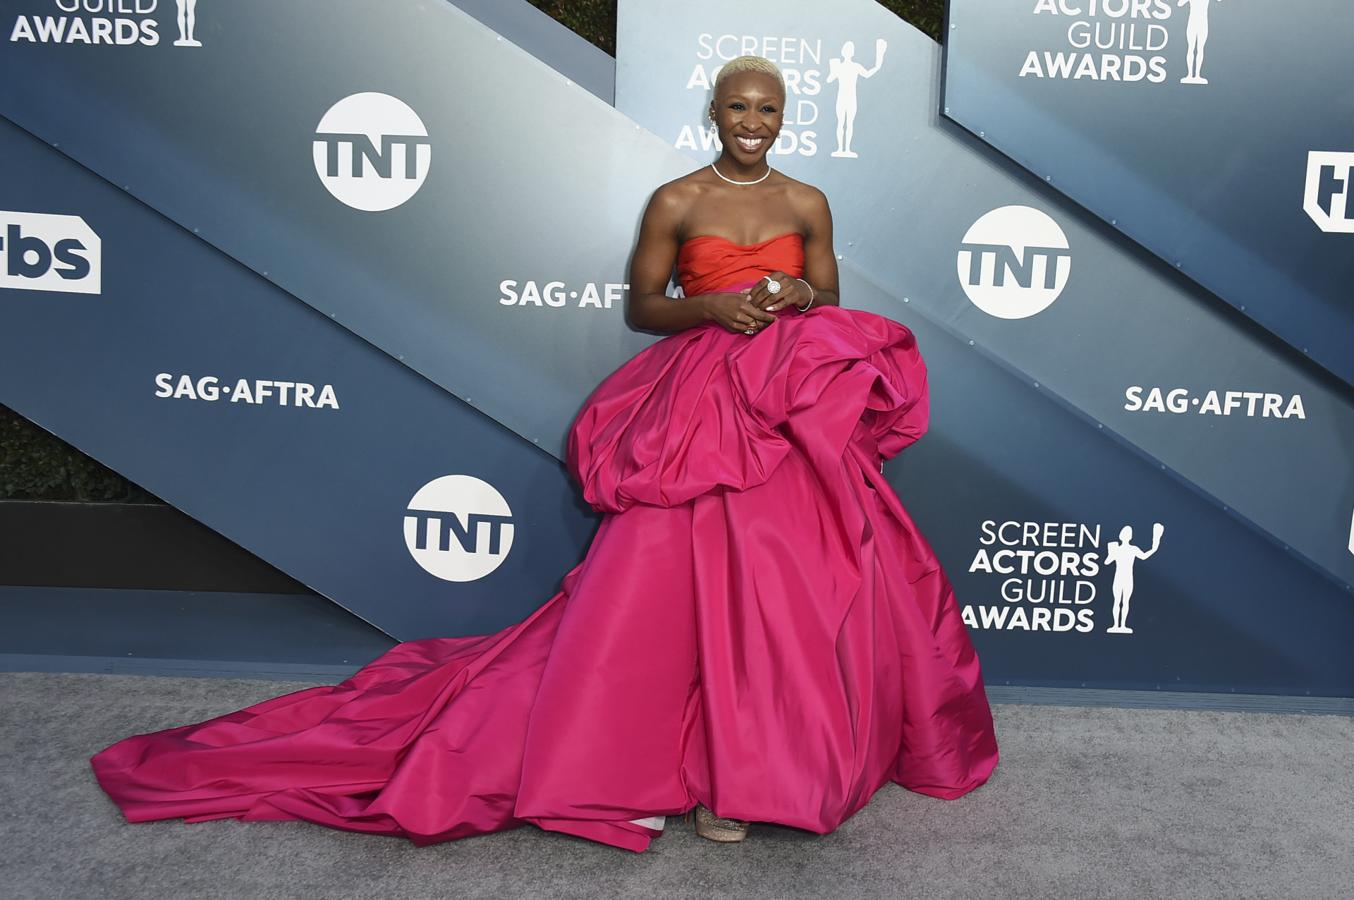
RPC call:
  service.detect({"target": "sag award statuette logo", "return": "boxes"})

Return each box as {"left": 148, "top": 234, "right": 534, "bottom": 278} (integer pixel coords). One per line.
{"left": 1104, "top": 522, "right": 1164, "bottom": 633}
{"left": 1177, "top": 0, "right": 1217, "bottom": 84}
{"left": 827, "top": 38, "right": 887, "bottom": 158}
{"left": 171, "top": 0, "right": 201, "bottom": 47}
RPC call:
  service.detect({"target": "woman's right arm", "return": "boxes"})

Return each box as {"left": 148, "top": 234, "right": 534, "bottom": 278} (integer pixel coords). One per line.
{"left": 626, "top": 184, "right": 709, "bottom": 333}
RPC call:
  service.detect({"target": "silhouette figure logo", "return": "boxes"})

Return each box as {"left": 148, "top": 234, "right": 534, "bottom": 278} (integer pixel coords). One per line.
{"left": 403, "top": 476, "right": 514, "bottom": 582}
{"left": 957, "top": 206, "right": 1071, "bottom": 319}
{"left": 172, "top": 0, "right": 203, "bottom": 47}
{"left": 1178, "top": 0, "right": 1221, "bottom": 85}
{"left": 313, "top": 93, "right": 432, "bottom": 211}
{"left": 1103, "top": 522, "right": 1164, "bottom": 634}
{"left": 827, "top": 38, "right": 887, "bottom": 158}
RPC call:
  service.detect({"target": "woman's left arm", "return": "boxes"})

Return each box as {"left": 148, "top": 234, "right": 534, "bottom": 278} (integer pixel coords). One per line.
{"left": 798, "top": 185, "right": 840, "bottom": 309}
{"left": 749, "top": 185, "right": 841, "bottom": 312}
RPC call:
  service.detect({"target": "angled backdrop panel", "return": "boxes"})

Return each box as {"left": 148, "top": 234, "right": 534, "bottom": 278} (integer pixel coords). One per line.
{"left": 0, "top": 0, "right": 691, "bottom": 458}
{"left": 941, "top": 0, "right": 1354, "bottom": 387}
{"left": 0, "top": 116, "right": 595, "bottom": 641}
{"left": 846, "top": 263, "right": 1353, "bottom": 696}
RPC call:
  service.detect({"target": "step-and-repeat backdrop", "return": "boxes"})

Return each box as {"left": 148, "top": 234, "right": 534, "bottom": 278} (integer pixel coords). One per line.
{"left": 0, "top": 0, "right": 1349, "bottom": 694}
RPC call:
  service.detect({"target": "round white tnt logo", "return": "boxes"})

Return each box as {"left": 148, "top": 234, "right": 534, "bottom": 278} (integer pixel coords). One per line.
{"left": 957, "top": 206, "right": 1071, "bottom": 319}
{"left": 403, "top": 475, "right": 513, "bottom": 582}
{"left": 313, "top": 92, "right": 431, "bottom": 211}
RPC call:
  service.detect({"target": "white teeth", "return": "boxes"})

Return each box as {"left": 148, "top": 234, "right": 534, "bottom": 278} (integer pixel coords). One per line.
{"left": 736, "top": 136, "right": 764, "bottom": 150}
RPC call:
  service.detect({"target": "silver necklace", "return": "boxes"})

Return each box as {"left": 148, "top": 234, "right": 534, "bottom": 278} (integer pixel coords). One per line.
{"left": 710, "top": 162, "right": 771, "bottom": 185}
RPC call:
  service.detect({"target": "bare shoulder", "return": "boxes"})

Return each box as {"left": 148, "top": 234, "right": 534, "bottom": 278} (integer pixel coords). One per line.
{"left": 774, "top": 173, "right": 831, "bottom": 233}
{"left": 779, "top": 174, "right": 829, "bottom": 216}
{"left": 656, "top": 168, "right": 713, "bottom": 203}
{"left": 645, "top": 169, "right": 709, "bottom": 224}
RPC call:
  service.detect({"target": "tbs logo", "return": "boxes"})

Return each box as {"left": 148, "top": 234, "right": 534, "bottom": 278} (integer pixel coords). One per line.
{"left": 1304, "top": 151, "right": 1354, "bottom": 235}
{"left": 313, "top": 92, "right": 432, "bottom": 212}
{"left": 0, "top": 211, "right": 100, "bottom": 295}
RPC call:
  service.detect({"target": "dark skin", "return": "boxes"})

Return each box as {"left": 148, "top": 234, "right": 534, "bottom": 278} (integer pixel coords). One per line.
{"left": 627, "top": 70, "right": 841, "bottom": 334}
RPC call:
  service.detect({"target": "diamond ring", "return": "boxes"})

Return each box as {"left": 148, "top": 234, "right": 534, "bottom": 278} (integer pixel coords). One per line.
{"left": 765, "top": 277, "right": 782, "bottom": 294}
{"left": 744, "top": 328, "right": 755, "bottom": 334}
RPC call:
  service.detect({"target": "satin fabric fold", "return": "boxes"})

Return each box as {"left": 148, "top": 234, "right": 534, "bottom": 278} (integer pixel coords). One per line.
{"left": 90, "top": 233, "right": 998, "bottom": 853}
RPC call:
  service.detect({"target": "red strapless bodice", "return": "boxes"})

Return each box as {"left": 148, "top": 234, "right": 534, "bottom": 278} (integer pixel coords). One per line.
{"left": 676, "top": 232, "right": 805, "bottom": 297}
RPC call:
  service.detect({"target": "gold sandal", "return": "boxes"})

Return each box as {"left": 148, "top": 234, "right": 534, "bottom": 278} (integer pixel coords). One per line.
{"left": 684, "top": 803, "right": 750, "bottom": 843}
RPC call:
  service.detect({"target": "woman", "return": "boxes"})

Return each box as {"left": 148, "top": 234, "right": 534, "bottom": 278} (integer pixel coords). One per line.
{"left": 89, "top": 56, "right": 998, "bottom": 852}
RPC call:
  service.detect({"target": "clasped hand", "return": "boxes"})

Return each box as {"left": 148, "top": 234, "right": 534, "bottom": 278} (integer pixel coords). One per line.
{"left": 704, "top": 271, "right": 808, "bottom": 335}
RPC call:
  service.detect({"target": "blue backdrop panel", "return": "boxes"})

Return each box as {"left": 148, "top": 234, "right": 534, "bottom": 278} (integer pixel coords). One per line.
{"left": 0, "top": 116, "right": 595, "bottom": 641}
{"left": 941, "top": 0, "right": 1354, "bottom": 388}
{"left": 869, "top": 267, "right": 1354, "bottom": 696}
{"left": 0, "top": 0, "right": 690, "bottom": 459}
{"left": 614, "top": 0, "right": 1354, "bottom": 593}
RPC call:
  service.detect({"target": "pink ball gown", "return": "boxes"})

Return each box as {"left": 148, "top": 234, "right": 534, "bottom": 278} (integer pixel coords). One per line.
{"left": 90, "top": 232, "right": 999, "bottom": 853}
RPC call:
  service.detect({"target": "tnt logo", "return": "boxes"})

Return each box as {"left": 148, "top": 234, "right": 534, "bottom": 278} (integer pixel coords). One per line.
{"left": 313, "top": 92, "right": 432, "bottom": 211}
{"left": 0, "top": 211, "right": 100, "bottom": 295}
{"left": 403, "top": 475, "right": 514, "bottom": 582}
{"left": 1304, "top": 151, "right": 1354, "bottom": 234}
{"left": 957, "top": 206, "right": 1071, "bottom": 319}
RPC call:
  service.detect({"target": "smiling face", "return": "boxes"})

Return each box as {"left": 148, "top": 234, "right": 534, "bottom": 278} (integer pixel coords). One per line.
{"left": 709, "top": 70, "right": 785, "bottom": 167}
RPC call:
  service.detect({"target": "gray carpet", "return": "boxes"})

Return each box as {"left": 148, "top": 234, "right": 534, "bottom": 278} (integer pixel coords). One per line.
{"left": 2, "top": 672, "right": 1349, "bottom": 900}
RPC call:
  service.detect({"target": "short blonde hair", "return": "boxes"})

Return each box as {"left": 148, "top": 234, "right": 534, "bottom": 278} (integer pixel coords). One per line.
{"left": 714, "top": 55, "right": 785, "bottom": 96}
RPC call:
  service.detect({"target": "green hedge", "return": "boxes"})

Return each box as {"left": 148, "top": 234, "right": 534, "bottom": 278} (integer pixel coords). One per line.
{"left": 0, "top": 404, "right": 159, "bottom": 502}
{"left": 528, "top": 1, "right": 946, "bottom": 51}
{"left": 0, "top": 0, "right": 945, "bottom": 503}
